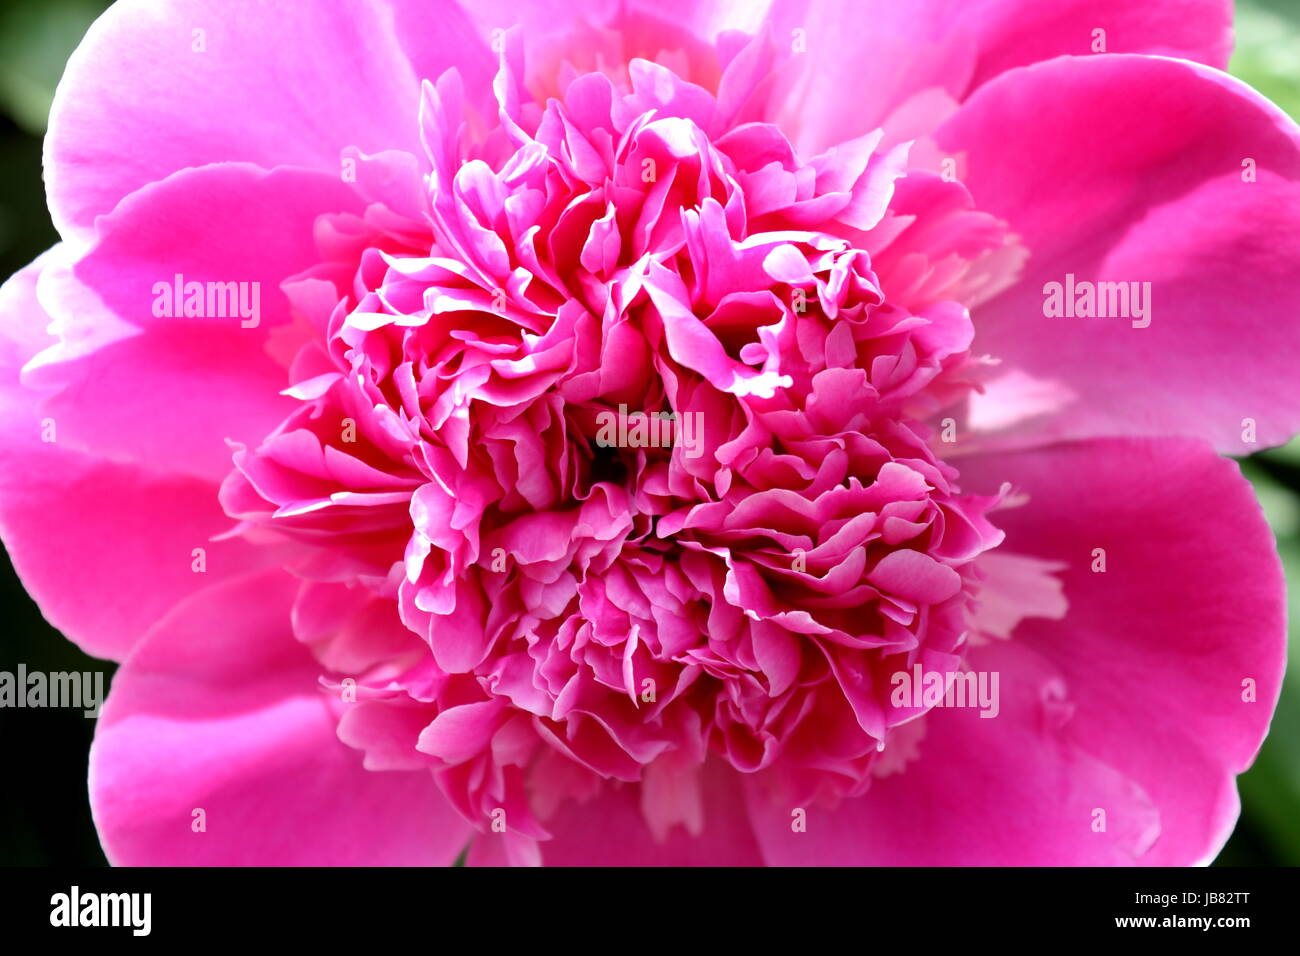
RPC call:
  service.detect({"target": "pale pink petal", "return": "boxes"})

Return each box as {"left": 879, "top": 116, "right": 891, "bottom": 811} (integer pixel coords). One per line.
{"left": 763, "top": 0, "right": 1232, "bottom": 155}
{"left": 46, "top": 0, "right": 488, "bottom": 241}
{"left": 91, "top": 570, "right": 471, "bottom": 865}
{"left": 28, "top": 165, "right": 364, "bottom": 481}
{"left": 0, "top": 255, "right": 281, "bottom": 661}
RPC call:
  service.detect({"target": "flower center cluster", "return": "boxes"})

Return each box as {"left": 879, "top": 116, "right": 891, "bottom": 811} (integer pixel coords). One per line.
{"left": 219, "top": 31, "right": 1017, "bottom": 851}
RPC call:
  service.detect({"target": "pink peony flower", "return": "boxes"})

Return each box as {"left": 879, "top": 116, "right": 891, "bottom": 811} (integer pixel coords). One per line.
{"left": 1, "top": 0, "right": 1294, "bottom": 866}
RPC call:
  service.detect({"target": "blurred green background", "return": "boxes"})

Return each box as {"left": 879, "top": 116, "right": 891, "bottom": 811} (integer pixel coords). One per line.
{"left": 0, "top": 0, "right": 1299, "bottom": 866}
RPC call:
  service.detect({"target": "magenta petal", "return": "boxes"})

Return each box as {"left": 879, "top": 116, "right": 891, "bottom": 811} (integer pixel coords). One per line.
{"left": 867, "top": 549, "right": 962, "bottom": 604}
{"left": 961, "top": 0, "right": 1233, "bottom": 85}
{"left": 746, "top": 640, "right": 1165, "bottom": 865}
{"left": 940, "top": 54, "right": 1300, "bottom": 453}
{"left": 91, "top": 571, "right": 470, "bottom": 865}
{"left": 958, "top": 437, "right": 1284, "bottom": 865}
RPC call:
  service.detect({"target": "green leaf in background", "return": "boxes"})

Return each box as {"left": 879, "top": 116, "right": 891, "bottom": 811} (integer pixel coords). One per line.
{"left": 1231, "top": 0, "right": 1300, "bottom": 119}
{"left": 1232, "top": 451, "right": 1300, "bottom": 863}
{"left": 1220, "top": 448, "right": 1300, "bottom": 863}
{"left": 1236, "top": 537, "right": 1300, "bottom": 861}
{"left": 1241, "top": 457, "right": 1300, "bottom": 538}
{"left": 0, "top": 0, "right": 108, "bottom": 135}
{"left": 1262, "top": 435, "right": 1300, "bottom": 470}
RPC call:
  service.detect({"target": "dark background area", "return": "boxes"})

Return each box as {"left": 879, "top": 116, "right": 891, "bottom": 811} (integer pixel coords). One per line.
{"left": 1, "top": 0, "right": 1299, "bottom": 866}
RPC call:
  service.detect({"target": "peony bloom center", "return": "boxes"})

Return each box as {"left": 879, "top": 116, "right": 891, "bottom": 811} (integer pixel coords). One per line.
{"left": 216, "top": 28, "right": 1030, "bottom": 861}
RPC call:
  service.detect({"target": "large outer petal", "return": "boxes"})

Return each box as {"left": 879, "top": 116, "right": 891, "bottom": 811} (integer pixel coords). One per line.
{"left": 762, "top": 0, "right": 1232, "bottom": 154}
{"left": 28, "top": 164, "right": 364, "bottom": 483}
{"left": 90, "top": 570, "right": 470, "bottom": 865}
{"left": 747, "top": 438, "right": 1284, "bottom": 865}
{"left": 959, "top": 0, "right": 1233, "bottom": 86}
{"left": 45, "top": 0, "right": 491, "bottom": 243}
{"left": 938, "top": 54, "right": 1300, "bottom": 454}
{"left": 0, "top": 254, "right": 279, "bottom": 661}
